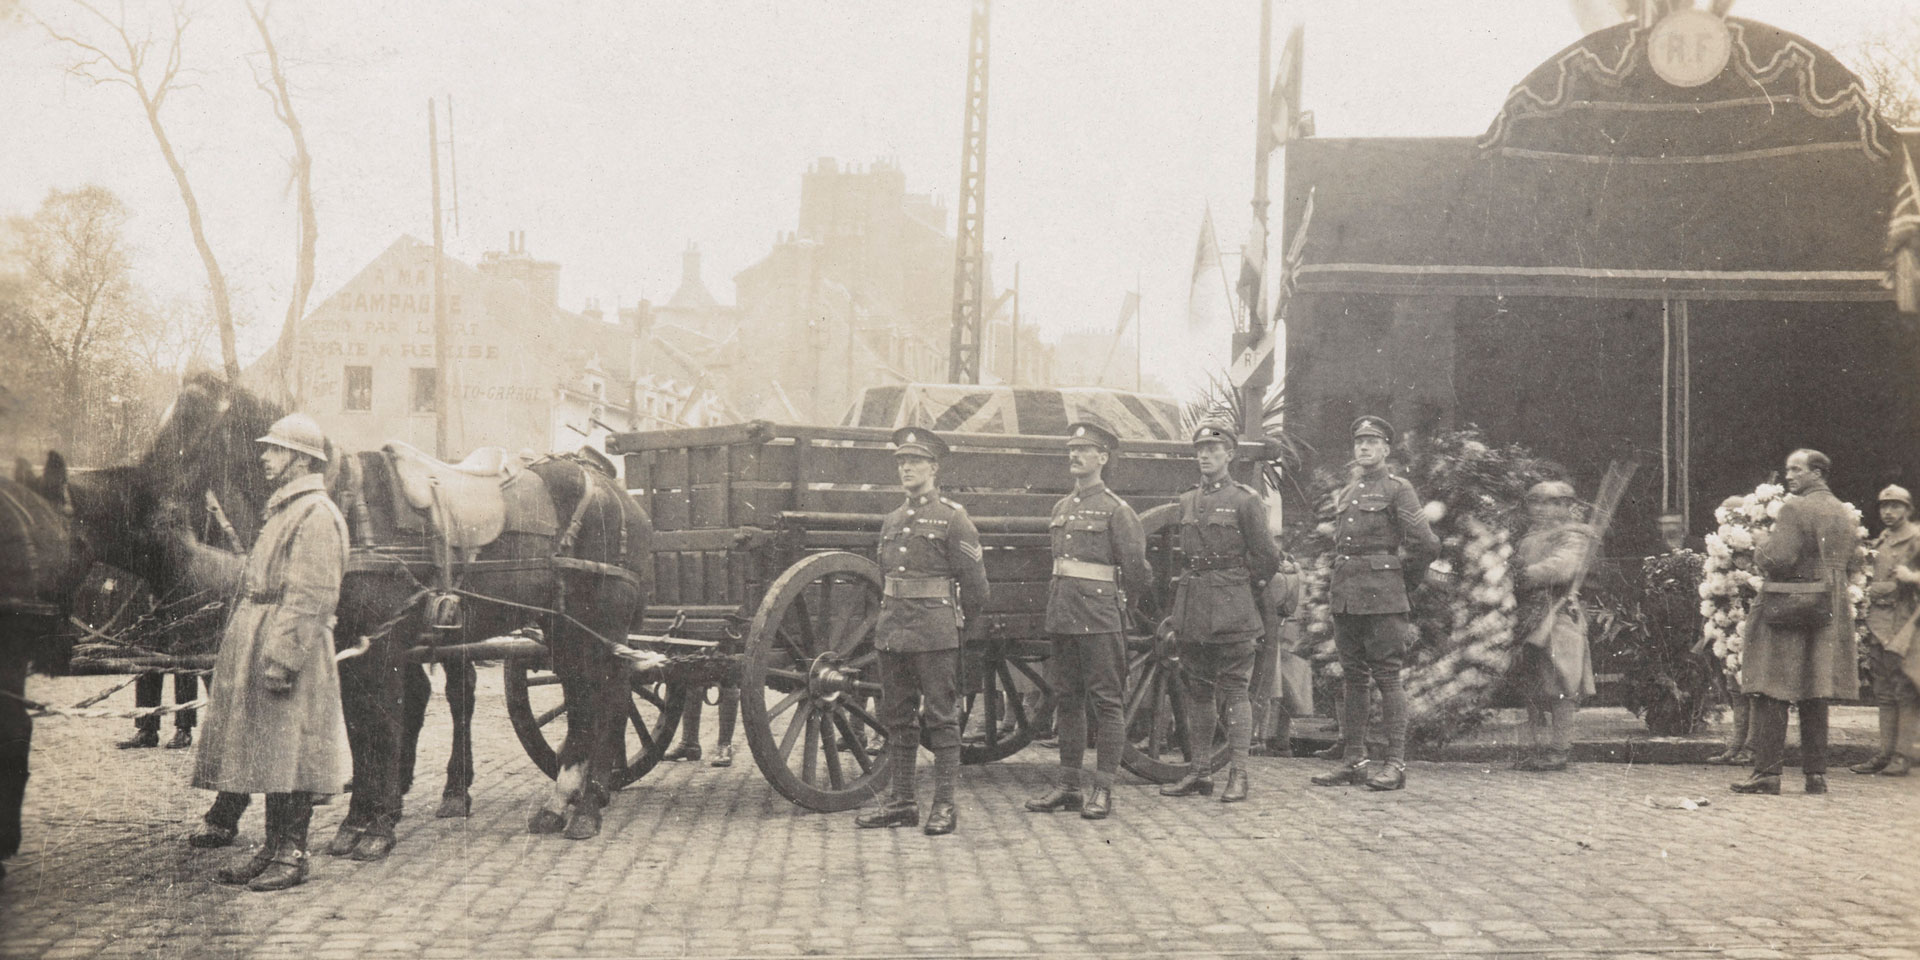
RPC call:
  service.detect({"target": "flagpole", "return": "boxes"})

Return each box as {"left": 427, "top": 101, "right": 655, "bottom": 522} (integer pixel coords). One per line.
{"left": 1135, "top": 269, "right": 1143, "bottom": 391}
{"left": 1239, "top": 0, "right": 1275, "bottom": 440}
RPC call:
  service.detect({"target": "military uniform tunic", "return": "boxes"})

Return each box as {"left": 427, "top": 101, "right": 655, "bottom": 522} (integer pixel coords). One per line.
{"left": 1329, "top": 468, "right": 1439, "bottom": 617}
{"left": 875, "top": 490, "right": 990, "bottom": 653}
{"left": 1171, "top": 477, "right": 1281, "bottom": 643}
{"left": 1045, "top": 482, "right": 1151, "bottom": 635}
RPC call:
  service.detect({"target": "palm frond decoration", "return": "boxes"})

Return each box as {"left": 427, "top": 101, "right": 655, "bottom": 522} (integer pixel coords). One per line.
{"left": 1182, "top": 368, "right": 1311, "bottom": 499}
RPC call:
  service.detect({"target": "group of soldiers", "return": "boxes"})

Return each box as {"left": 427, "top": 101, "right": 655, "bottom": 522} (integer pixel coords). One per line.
{"left": 852, "top": 413, "right": 1451, "bottom": 836}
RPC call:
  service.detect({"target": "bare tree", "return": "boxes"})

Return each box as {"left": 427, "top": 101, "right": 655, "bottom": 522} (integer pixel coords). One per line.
{"left": 7, "top": 185, "right": 138, "bottom": 448}
{"left": 1844, "top": 17, "right": 1920, "bottom": 129}
{"left": 245, "top": 0, "right": 316, "bottom": 405}
{"left": 34, "top": 0, "right": 242, "bottom": 381}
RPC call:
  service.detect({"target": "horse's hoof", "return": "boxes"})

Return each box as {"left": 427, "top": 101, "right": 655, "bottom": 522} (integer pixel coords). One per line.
{"left": 349, "top": 833, "right": 396, "bottom": 862}
{"left": 325, "top": 824, "right": 367, "bottom": 858}
{"left": 434, "top": 794, "right": 471, "bottom": 819}
{"left": 527, "top": 808, "right": 568, "bottom": 835}
{"left": 562, "top": 807, "right": 602, "bottom": 841}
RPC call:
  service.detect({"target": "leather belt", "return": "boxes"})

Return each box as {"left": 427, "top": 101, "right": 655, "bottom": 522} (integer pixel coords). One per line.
{"left": 1335, "top": 553, "right": 1401, "bottom": 569}
{"left": 1052, "top": 558, "right": 1117, "bottom": 582}
{"left": 1186, "top": 556, "right": 1247, "bottom": 573}
{"left": 246, "top": 587, "right": 286, "bottom": 604}
{"left": 883, "top": 576, "right": 954, "bottom": 599}
{"left": 1761, "top": 580, "right": 1828, "bottom": 595}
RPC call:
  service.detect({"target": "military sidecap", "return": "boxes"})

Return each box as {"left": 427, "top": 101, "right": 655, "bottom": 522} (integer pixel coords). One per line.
{"left": 1191, "top": 420, "right": 1237, "bottom": 448}
{"left": 890, "top": 426, "right": 948, "bottom": 461}
{"left": 1879, "top": 484, "right": 1914, "bottom": 507}
{"left": 1065, "top": 420, "right": 1120, "bottom": 452}
{"left": 1351, "top": 415, "right": 1393, "bottom": 443}
{"left": 1526, "top": 480, "right": 1577, "bottom": 503}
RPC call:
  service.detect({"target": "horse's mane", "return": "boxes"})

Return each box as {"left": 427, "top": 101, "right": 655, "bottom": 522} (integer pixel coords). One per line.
{"left": 141, "top": 373, "right": 287, "bottom": 542}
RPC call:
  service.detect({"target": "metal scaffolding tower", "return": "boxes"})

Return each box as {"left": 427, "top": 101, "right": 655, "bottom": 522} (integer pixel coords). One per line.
{"left": 947, "top": 0, "right": 991, "bottom": 384}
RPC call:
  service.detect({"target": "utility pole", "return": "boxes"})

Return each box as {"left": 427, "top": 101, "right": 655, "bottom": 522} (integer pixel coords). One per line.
{"left": 1236, "top": 0, "right": 1276, "bottom": 441}
{"left": 1009, "top": 262, "right": 1020, "bottom": 385}
{"left": 948, "top": 0, "right": 991, "bottom": 384}
{"left": 430, "top": 99, "right": 451, "bottom": 458}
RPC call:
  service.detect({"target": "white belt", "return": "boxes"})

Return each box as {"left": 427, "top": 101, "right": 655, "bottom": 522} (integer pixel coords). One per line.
{"left": 884, "top": 576, "right": 954, "bottom": 599}
{"left": 1052, "top": 558, "right": 1116, "bottom": 582}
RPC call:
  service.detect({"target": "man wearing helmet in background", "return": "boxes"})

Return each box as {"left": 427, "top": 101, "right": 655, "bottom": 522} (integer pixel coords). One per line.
{"left": 1853, "top": 484, "right": 1920, "bottom": 777}
{"left": 1508, "top": 480, "right": 1598, "bottom": 772}
{"left": 1310, "top": 416, "right": 1439, "bottom": 792}
{"left": 1159, "top": 419, "right": 1281, "bottom": 804}
{"left": 190, "top": 413, "right": 351, "bottom": 891}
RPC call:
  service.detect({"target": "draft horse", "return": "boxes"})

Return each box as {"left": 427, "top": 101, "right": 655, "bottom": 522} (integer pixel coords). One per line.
{"left": 0, "top": 462, "right": 90, "bottom": 882}
{"left": 50, "top": 375, "right": 652, "bottom": 855}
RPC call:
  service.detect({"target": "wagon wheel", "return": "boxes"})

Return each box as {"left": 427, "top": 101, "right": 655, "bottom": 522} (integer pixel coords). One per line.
{"left": 740, "top": 551, "right": 890, "bottom": 812}
{"left": 503, "top": 654, "right": 687, "bottom": 790}
{"left": 1120, "top": 502, "right": 1231, "bottom": 783}
{"left": 952, "top": 640, "right": 1053, "bottom": 764}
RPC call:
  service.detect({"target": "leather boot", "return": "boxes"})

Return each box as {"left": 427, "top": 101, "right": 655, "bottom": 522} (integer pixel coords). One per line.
{"left": 709, "top": 744, "right": 734, "bottom": 768}
{"left": 1080, "top": 785, "right": 1112, "bottom": 821}
{"left": 1803, "top": 773, "right": 1828, "bottom": 795}
{"left": 117, "top": 729, "right": 160, "bottom": 750}
{"left": 1025, "top": 783, "right": 1083, "bottom": 813}
{"left": 922, "top": 802, "right": 956, "bottom": 836}
{"left": 1310, "top": 759, "right": 1370, "bottom": 787}
{"left": 214, "top": 842, "right": 276, "bottom": 885}
{"left": 1850, "top": 754, "right": 1891, "bottom": 775}
{"left": 1219, "top": 765, "right": 1248, "bottom": 803}
{"left": 1365, "top": 760, "right": 1406, "bottom": 791}
{"left": 327, "top": 822, "right": 369, "bottom": 854}
{"left": 854, "top": 800, "right": 918, "bottom": 829}
{"left": 188, "top": 823, "right": 237, "bottom": 849}
{"left": 247, "top": 842, "right": 309, "bottom": 892}
{"left": 1729, "top": 774, "right": 1781, "bottom": 795}
{"left": 190, "top": 793, "right": 249, "bottom": 849}
{"left": 165, "top": 729, "right": 194, "bottom": 750}
{"left": 1853, "top": 706, "right": 1898, "bottom": 773}
{"left": 1159, "top": 767, "right": 1214, "bottom": 797}
{"left": 1882, "top": 754, "right": 1912, "bottom": 777}
{"left": 663, "top": 741, "right": 702, "bottom": 762}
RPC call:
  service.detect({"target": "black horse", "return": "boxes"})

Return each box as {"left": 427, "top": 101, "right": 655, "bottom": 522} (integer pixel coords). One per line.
{"left": 46, "top": 374, "right": 652, "bottom": 854}
{"left": 0, "top": 461, "right": 91, "bottom": 882}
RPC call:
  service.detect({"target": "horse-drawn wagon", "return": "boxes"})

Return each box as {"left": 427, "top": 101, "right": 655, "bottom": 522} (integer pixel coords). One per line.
{"left": 604, "top": 383, "right": 1281, "bottom": 811}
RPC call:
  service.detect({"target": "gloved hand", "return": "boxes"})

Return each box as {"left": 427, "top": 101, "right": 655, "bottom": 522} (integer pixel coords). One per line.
{"left": 263, "top": 663, "right": 295, "bottom": 696}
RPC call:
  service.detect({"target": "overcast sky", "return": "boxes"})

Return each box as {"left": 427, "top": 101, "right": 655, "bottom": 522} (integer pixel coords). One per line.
{"left": 0, "top": 0, "right": 1904, "bottom": 397}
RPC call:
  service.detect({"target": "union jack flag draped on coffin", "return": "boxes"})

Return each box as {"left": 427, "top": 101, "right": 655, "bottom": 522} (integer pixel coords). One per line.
{"left": 842, "top": 384, "right": 1183, "bottom": 441}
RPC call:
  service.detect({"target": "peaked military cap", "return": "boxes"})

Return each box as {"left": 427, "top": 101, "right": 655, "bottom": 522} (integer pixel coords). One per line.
{"left": 1879, "top": 484, "right": 1914, "bottom": 507}
{"left": 1351, "top": 415, "right": 1394, "bottom": 443}
{"left": 1191, "top": 419, "right": 1237, "bottom": 448}
{"left": 1065, "top": 420, "right": 1120, "bottom": 452}
{"left": 890, "top": 426, "right": 949, "bottom": 461}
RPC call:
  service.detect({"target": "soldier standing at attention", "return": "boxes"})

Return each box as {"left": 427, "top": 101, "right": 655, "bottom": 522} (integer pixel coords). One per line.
{"left": 1310, "top": 416, "right": 1439, "bottom": 792}
{"left": 1160, "top": 420, "right": 1281, "bottom": 803}
{"left": 1025, "top": 421, "right": 1152, "bottom": 821}
{"left": 855, "top": 427, "right": 990, "bottom": 836}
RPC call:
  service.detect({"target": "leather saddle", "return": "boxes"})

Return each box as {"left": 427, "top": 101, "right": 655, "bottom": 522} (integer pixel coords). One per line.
{"left": 383, "top": 441, "right": 557, "bottom": 548}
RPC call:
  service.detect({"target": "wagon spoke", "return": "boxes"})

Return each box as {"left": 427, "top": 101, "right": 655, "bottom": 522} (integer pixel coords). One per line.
{"left": 767, "top": 688, "right": 805, "bottom": 721}
{"left": 997, "top": 662, "right": 1030, "bottom": 731}
{"left": 790, "top": 594, "right": 820, "bottom": 655}
{"left": 1166, "top": 669, "right": 1192, "bottom": 762}
{"left": 829, "top": 606, "right": 880, "bottom": 657}
{"left": 765, "top": 667, "right": 808, "bottom": 685}
{"left": 524, "top": 673, "right": 563, "bottom": 688}
{"left": 831, "top": 709, "right": 874, "bottom": 774}
{"left": 1124, "top": 661, "right": 1159, "bottom": 728}
{"left": 778, "top": 701, "right": 815, "bottom": 761}
{"left": 982, "top": 662, "right": 1001, "bottom": 748}
{"left": 840, "top": 698, "right": 885, "bottom": 735}
{"left": 629, "top": 703, "right": 654, "bottom": 754}
{"left": 819, "top": 712, "right": 846, "bottom": 788}
{"left": 802, "top": 709, "right": 822, "bottom": 784}
{"left": 1006, "top": 657, "right": 1052, "bottom": 697}
{"left": 536, "top": 701, "right": 567, "bottom": 728}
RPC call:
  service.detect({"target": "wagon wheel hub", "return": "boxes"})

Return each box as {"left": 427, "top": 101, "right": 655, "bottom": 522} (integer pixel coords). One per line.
{"left": 807, "top": 651, "right": 858, "bottom": 703}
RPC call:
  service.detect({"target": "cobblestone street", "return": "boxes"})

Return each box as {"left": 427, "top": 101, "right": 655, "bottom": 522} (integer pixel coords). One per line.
{"left": 4, "top": 671, "right": 1917, "bottom": 960}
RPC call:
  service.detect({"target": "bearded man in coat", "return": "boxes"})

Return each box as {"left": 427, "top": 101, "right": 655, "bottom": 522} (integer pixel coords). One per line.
{"left": 1732, "top": 448, "right": 1862, "bottom": 796}
{"left": 192, "top": 413, "right": 351, "bottom": 890}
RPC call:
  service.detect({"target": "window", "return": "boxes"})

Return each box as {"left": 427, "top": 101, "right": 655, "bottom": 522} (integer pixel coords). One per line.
{"left": 410, "top": 368, "right": 436, "bottom": 414}
{"left": 344, "top": 365, "right": 373, "bottom": 412}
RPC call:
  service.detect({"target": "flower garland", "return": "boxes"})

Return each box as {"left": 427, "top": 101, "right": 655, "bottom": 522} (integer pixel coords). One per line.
{"left": 1700, "top": 483, "right": 1873, "bottom": 683}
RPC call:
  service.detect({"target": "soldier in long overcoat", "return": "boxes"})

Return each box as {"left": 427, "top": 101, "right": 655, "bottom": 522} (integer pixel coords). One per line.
{"left": 1159, "top": 420, "right": 1281, "bottom": 803}
{"left": 192, "top": 413, "right": 351, "bottom": 889}
{"left": 1508, "top": 481, "right": 1597, "bottom": 771}
{"left": 1851, "top": 485, "right": 1920, "bottom": 777}
{"left": 854, "top": 427, "right": 990, "bottom": 836}
{"left": 1733, "top": 448, "right": 1861, "bottom": 796}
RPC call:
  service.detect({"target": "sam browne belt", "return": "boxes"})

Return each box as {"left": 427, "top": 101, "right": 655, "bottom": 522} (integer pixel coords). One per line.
{"left": 883, "top": 576, "right": 955, "bottom": 599}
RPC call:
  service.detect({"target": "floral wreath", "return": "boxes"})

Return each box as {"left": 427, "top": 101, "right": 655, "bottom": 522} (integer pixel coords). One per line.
{"left": 1699, "top": 482, "right": 1872, "bottom": 683}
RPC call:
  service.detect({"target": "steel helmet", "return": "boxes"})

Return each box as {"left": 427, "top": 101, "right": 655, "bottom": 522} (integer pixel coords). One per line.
{"left": 256, "top": 413, "right": 329, "bottom": 462}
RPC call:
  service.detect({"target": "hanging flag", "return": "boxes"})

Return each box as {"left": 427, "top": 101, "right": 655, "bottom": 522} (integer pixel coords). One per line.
{"left": 1113, "top": 290, "right": 1140, "bottom": 337}
{"left": 1888, "top": 143, "right": 1920, "bottom": 314}
{"left": 1187, "top": 209, "right": 1226, "bottom": 333}
{"left": 1237, "top": 221, "right": 1266, "bottom": 326}
{"left": 1268, "top": 24, "right": 1305, "bottom": 150}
